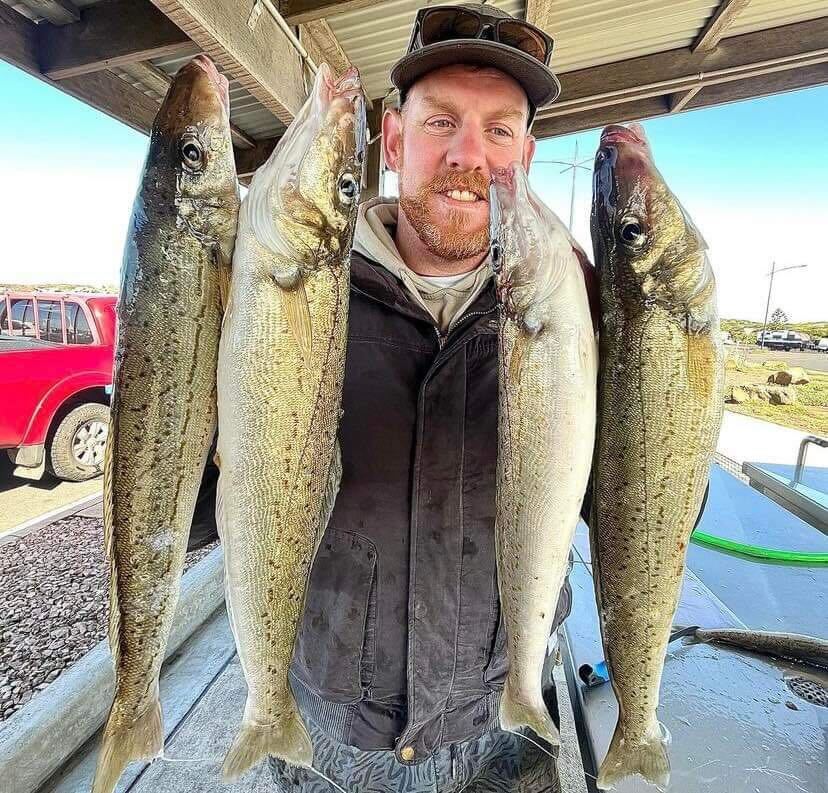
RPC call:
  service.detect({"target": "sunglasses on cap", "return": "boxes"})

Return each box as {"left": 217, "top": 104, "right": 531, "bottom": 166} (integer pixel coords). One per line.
{"left": 406, "top": 5, "right": 555, "bottom": 67}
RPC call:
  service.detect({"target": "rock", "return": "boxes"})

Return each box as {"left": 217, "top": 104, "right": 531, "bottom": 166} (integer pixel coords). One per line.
{"left": 768, "top": 385, "right": 797, "bottom": 405}
{"left": 729, "top": 386, "right": 751, "bottom": 404}
{"left": 773, "top": 367, "right": 809, "bottom": 386}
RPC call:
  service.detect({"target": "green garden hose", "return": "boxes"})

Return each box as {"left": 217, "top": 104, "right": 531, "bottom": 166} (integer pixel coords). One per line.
{"left": 690, "top": 528, "right": 828, "bottom": 565}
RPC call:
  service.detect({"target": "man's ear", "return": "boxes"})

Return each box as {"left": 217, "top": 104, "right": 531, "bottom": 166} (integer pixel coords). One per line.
{"left": 382, "top": 108, "right": 404, "bottom": 173}
{"left": 522, "top": 134, "right": 536, "bottom": 171}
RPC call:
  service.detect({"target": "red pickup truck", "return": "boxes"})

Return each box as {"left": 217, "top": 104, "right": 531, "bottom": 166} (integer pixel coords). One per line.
{"left": 1, "top": 291, "right": 117, "bottom": 482}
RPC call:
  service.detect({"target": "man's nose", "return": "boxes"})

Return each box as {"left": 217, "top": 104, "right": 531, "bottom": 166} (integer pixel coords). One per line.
{"left": 446, "top": 124, "right": 487, "bottom": 172}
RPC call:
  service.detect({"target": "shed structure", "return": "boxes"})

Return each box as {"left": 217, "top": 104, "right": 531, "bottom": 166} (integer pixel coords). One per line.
{"left": 1, "top": 0, "right": 827, "bottom": 185}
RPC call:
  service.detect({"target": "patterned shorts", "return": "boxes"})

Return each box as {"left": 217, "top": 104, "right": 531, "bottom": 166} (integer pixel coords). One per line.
{"left": 268, "top": 717, "right": 560, "bottom": 793}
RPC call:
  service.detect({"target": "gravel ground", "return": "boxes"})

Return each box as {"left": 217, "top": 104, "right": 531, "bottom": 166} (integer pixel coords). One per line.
{"left": 0, "top": 515, "right": 218, "bottom": 723}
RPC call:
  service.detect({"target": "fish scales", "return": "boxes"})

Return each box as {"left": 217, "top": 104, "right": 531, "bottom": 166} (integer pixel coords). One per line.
{"left": 93, "top": 55, "right": 239, "bottom": 793}
{"left": 217, "top": 64, "right": 365, "bottom": 779}
{"left": 490, "top": 165, "right": 597, "bottom": 748}
{"left": 590, "top": 123, "right": 724, "bottom": 790}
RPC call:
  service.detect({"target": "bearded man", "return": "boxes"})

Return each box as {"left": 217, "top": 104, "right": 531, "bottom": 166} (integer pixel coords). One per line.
{"left": 191, "top": 4, "right": 579, "bottom": 791}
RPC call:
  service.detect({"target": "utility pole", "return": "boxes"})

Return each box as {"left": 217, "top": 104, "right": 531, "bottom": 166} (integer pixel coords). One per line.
{"left": 534, "top": 140, "right": 593, "bottom": 230}
{"left": 758, "top": 261, "right": 808, "bottom": 348}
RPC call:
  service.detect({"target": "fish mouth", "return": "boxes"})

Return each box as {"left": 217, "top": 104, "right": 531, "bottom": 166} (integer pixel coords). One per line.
{"left": 184, "top": 54, "right": 230, "bottom": 114}
{"left": 600, "top": 123, "right": 648, "bottom": 148}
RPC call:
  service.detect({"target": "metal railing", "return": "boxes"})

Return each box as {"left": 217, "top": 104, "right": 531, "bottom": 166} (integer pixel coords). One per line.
{"left": 793, "top": 435, "right": 828, "bottom": 487}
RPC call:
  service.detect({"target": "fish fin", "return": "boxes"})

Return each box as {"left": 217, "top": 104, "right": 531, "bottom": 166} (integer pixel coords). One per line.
{"left": 500, "top": 680, "right": 560, "bottom": 746}
{"left": 222, "top": 710, "right": 313, "bottom": 780}
{"left": 92, "top": 699, "right": 163, "bottom": 793}
{"left": 686, "top": 325, "right": 715, "bottom": 399}
{"left": 282, "top": 279, "right": 313, "bottom": 367}
{"left": 101, "top": 424, "right": 121, "bottom": 671}
{"left": 596, "top": 721, "right": 670, "bottom": 790}
{"left": 508, "top": 330, "right": 529, "bottom": 383}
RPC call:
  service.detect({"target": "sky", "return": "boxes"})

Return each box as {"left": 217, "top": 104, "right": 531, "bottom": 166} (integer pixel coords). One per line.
{"left": 0, "top": 59, "right": 825, "bottom": 322}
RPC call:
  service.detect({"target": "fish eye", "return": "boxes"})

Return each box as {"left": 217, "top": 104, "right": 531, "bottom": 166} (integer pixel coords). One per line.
{"left": 619, "top": 218, "right": 646, "bottom": 249}
{"left": 337, "top": 172, "right": 358, "bottom": 204}
{"left": 180, "top": 136, "right": 204, "bottom": 171}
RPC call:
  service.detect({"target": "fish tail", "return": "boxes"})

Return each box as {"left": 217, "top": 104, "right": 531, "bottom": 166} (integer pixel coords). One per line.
{"left": 92, "top": 698, "right": 163, "bottom": 793}
{"left": 499, "top": 679, "right": 560, "bottom": 746}
{"left": 222, "top": 710, "right": 313, "bottom": 780}
{"left": 596, "top": 721, "right": 670, "bottom": 790}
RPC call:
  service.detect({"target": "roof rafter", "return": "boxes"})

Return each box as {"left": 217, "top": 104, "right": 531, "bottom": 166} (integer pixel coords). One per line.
{"left": 279, "top": 0, "right": 376, "bottom": 26}
{"left": 40, "top": 0, "right": 193, "bottom": 80}
{"left": 534, "top": 16, "right": 828, "bottom": 129}
{"left": 692, "top": 0, "right": 753, "bottom": 54}
{"left": 149, "top": 0, "right": 309, "bottom": 123}
{"left": 22, "top": 0, "right": 80, "bottom": 26}
{"left": 533, "top": 63, "right": 828, "bottom": 139}
{"left": 0, "top": 4, "right": 276, "bottom": 176}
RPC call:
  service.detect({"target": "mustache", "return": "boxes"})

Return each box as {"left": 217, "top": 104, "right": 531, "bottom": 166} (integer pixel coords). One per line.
{"left": 424, "top": 171, "right": 490, "bottom": 200}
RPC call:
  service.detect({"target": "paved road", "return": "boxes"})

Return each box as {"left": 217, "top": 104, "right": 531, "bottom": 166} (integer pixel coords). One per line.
{"left": 0, "top": 455, "right": 101, "bottom": 536}
{"left": 739, "top": 347, "right": 828, "bottom": 373}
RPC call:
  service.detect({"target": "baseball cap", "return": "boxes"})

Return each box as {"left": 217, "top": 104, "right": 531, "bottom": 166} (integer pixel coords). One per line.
{"left": 390, "top": 3, "right": 561, "bottom": 124}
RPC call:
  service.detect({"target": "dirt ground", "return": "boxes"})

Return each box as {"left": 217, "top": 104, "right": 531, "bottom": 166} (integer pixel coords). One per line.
{"left": 0, "top": 455, "right": 101, "bottom": 536}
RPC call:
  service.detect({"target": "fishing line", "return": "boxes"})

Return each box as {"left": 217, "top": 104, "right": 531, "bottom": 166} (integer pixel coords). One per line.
{"left": 502, "top": 727, "right": 557, "bottom": 761}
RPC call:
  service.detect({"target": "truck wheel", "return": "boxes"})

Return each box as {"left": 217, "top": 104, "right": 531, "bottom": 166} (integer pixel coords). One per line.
{"left": 48, "top": 403, "right": 110, "bottom": 482}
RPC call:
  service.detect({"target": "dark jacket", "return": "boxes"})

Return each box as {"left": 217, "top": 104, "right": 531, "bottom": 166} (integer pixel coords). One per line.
{"left": 190, "top": 250, "right": 576, "bottom": 763}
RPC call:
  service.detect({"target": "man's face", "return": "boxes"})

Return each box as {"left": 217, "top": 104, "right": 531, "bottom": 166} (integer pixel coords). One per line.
{"left": 383, "top": 64, "right": 536, "bottom": 262}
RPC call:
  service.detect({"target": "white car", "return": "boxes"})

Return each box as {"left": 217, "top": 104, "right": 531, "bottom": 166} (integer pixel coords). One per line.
{"left": 816, "top": 337, "right": 828, "bottom": 353}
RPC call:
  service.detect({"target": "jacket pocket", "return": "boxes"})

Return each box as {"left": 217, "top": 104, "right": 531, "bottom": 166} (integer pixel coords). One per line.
{"left": 293, "top": 528, "right": 378, "bottom": 703}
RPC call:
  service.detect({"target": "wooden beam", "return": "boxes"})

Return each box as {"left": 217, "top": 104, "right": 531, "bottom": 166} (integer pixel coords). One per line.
{"left": 235, "top": 137, "right": 279, "bottom": 181}
{"left": 279, "top": 0, "right": 376, "bottom": 26}
{"left": 692, "top": 0, "right": 752, "bottom": 54}
{"left": 532, "top": 63, "right": 828, "bottom": 140}
{"left": 0, "top": 2, "right": 159, "bottom": 135}
{"left": 60, "top": 69, "right": 160, "bottom": 132}
{"left": 669, "top": 85, "right": 702, "bottom": 113}
{"left": 684, "top": 61, "right": 828, "bottom": 110}
{"left": 360, "top": 103, "right": 382, "bottom": 202}
{"left": 301, "top": 18, "right": 351, "bottom": 77}
{"left": 39, "top": 0, "right": 193, "bottom": 80}
{"left": 536, "top": 16, "right": 828, "bottom": 119}
{"left": 298, "top": 17, "right": 372, "bottom": 108}
{"left": 0, "top": 3, "right": 39, "bottom": 77}
{"left": 525, "top": 0, "right": 554, "bottom": 31}
{"left": 149, "top": 0, "right": 308, "bottom": 123}
{"left": 23, "top": 0, "right": 80, "bottom": 25}
{"left": 533, "top": 96, "right": 670, "bottom": 140}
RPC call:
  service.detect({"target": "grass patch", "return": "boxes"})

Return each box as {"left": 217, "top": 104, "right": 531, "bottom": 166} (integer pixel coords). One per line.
{"left": 724, "top": 359, "right": 828, "bottom": 435}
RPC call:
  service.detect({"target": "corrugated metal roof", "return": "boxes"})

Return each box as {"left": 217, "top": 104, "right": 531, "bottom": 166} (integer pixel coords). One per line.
{"left": 725, "top": 0, "right": 828, "bottom": 37}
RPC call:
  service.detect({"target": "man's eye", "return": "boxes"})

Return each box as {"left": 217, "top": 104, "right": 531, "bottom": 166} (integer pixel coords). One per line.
{"left": 428, "top": 118, "right": 454, "bottom": 129}
{"left": 490, "top": 127, "right": 512, "bottom": 138}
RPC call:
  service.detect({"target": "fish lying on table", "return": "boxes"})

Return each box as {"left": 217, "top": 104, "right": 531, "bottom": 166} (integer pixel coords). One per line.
{"left": 489, "top": 163, "right": 597, "bottom": 748}
{"left": 94, "top": 54, "right": 239, "bottom": 793}
{"left": 589, "top": 122, "right": 725, "bottom": 790}
{"left": 691, "top": 626, "right": 828, "bottom": 670}
{"left": 217, "top": 63, "right": 366, "bottom": 779}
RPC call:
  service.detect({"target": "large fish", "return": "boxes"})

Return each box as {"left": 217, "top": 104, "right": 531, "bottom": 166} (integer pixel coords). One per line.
{"left": 217, "top": 64, "right": 366, "bottom": 779}
{"left": 93, "top": 55, "right": 239, "bottom": 793}
{"left": 590, "top": 122, "right": 725, "bottom": 789}
{"left": 489, "top": 164, "right": 597, "bottom": 746}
